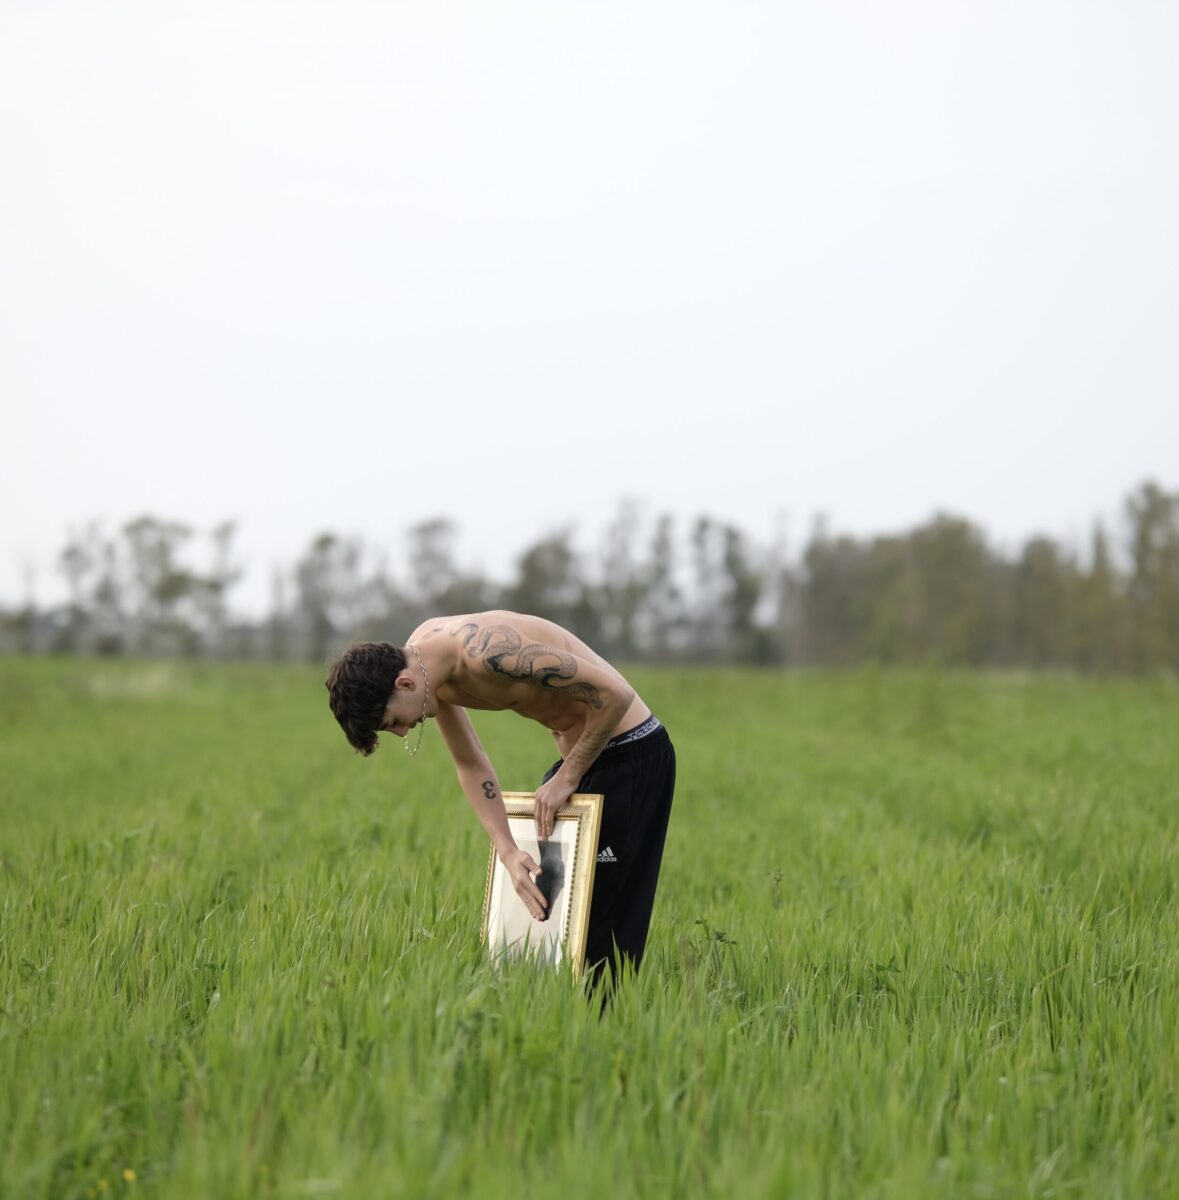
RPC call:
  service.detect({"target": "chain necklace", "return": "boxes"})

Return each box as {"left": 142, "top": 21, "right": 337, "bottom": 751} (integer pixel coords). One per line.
{"left": 403, "top": 642, "right": 429, "bottom": 757}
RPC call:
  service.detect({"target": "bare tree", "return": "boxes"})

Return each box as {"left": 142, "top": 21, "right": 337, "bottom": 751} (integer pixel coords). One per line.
{"left": 598, "top": 499, "right": 648, "bottom": 660}
{"left": 1124, "top": 481, "right": 1179, "bottom": 671}
{"left": 121, "top": 516, "right": 197, "bottom": 654}
{"left": 293, "top": 532, "right": 365, "bottom": 661}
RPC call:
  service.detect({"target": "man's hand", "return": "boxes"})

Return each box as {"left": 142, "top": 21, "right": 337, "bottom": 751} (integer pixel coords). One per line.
{"left": 503, "top": 847, "right": 548, "bottom": 921}
{"left": 533, "top": 775, "right": 576, "bottom": 841}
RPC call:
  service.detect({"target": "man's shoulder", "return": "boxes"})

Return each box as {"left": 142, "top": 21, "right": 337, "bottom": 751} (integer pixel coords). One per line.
{"left": 424, "top": 611, "right": 605, "bottom": 667}
{"left": 445, "top": 610, "right": 570, "bottom": 643}
{"left": 410, "top": 613, "right": 487, "bottom": 643}
{"left": 416, "top": 610, "right": 522, "bottom": 633}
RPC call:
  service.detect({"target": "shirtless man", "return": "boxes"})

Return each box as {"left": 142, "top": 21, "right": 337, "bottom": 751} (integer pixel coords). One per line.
{"left": 325, "top": 610, "right": 676, "bottom": 984}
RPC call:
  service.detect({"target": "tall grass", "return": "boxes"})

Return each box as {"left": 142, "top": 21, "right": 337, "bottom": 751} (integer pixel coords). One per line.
{"left": 2, "top": 659, "right": 1177, "bottom": 1198}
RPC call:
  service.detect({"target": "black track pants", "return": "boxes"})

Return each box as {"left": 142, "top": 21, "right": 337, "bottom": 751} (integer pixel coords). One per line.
{"left": 541, "top": 724, "right": 676, "bottom": 986}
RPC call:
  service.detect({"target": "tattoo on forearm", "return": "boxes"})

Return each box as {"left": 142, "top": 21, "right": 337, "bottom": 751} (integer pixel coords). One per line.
{"left": 456, "top": 624, "right": 605, "bottom": 709}
{"left": 482, "top": 780, "right": 498, "bottom": 800}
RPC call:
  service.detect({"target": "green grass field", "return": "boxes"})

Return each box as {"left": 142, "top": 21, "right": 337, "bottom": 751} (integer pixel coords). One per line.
{"left": 2, "top": 658, "right": 1178, "bottom": 1199}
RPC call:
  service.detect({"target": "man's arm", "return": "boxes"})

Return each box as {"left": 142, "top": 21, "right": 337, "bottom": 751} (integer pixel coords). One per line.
{"left": 433, "top": 699, "right": 549, "bottom": 920}
{"left": 531, "top": 675, "right": 633, "bottom": 837}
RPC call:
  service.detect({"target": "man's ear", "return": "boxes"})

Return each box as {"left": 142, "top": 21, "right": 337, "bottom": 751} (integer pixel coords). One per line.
{"left": 394, "top": 671, "right": 415, "bottom": 692}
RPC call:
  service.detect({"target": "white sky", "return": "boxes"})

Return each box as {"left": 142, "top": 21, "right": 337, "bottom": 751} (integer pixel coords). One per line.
{"left": 2, "top": 0, "right": 1177, "bottom": 614}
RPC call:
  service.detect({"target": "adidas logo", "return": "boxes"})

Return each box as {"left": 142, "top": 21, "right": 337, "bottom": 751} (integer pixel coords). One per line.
{"left": 597, "top": 846, "right": 618, "bottom": 863}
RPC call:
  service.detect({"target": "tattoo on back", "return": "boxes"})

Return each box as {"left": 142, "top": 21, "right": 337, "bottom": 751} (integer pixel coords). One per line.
{"left": 456, "top": 623, "right": 605, "bottom": 709}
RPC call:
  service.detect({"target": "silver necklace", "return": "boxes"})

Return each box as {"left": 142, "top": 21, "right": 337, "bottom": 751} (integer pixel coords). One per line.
{"left": 403, "top": 642, "right": 429, "bottom": 757}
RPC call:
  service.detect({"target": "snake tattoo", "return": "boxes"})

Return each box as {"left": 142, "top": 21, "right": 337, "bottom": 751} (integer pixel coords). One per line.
{"left": 456, "top": 623, "right": 605, "bottom": 709}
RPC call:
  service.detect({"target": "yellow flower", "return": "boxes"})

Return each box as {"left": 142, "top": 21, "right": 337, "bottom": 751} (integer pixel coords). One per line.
{"left": 123, "top": 1168, "right": 138, "bottom": 1183}
{"left": 98, "top": 1183, "right": 110, "bottom": 1195}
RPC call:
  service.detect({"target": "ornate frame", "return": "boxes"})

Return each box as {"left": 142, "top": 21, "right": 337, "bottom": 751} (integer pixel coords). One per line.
{"left": 482, "top": 791, "right": 604, "bottom": 978}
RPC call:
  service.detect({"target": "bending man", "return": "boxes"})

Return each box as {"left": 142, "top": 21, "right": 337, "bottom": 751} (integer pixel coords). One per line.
{"left": 325, "top": 610, "right": 676, "bottom": 986}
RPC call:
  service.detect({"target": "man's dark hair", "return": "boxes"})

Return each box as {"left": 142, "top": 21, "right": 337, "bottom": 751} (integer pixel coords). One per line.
{"left": 325, "top": 641, "right": 408, "bottom": 756}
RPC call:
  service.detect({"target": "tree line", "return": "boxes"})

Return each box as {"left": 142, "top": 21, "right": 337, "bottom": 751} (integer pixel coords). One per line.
{"left": 3, "top": 481, "right": 1177, "bottom": 672}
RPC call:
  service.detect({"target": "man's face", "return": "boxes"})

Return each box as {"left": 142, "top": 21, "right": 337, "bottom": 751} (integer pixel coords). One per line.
{"left": 379, "top": 675, "right": 424, "bottom": 738}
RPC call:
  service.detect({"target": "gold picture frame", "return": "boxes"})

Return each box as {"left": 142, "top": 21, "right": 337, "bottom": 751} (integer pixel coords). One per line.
{"left": 482, "top": 791, "right": 604, "bottom": 978}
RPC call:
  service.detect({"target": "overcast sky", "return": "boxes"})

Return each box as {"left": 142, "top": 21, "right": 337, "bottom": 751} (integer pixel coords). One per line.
{"left": 2, "top": 0, "right": 1177, "bottom": 614}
